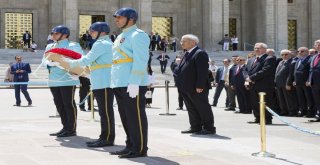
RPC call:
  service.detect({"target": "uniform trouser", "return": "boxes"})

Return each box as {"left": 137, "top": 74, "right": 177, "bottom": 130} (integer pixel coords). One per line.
{"left": 227, "top": 86, "right": 236, "bottom": 108}
{"left": 93, "top": 88, "right": 115, "bottom": 142}
{"left": 79, "top": 77, "right": 91, "bottom": 109}
{"left": 213, "top": 80, "right": 228, "bottom": 106}
{"left": 113, "top": 87, "right": 148, "bottom": 154}
{"left": 249, "top": 88, "right": 273, "bottom": 121}
{"left": 50, "top": 86, "right": 77, "bottom": 132}
{"left": 177, "top": 88, "right": 184, "bottom": 108}
{"left": 181, "top": 89, "right": 215, "bottom": 131}
{"left": 14, "top": 84, "right": 32, "bottom": 105}
{"left": 296, "top": 85, "right": 314, "bottom": 114}
{"left": 311, "top": 86, "right": 320, "bottom": 118}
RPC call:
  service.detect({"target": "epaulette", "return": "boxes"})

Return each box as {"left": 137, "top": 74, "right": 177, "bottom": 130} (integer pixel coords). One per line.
{"left": 135, "top": 29, "right": 145, "bottom": 33}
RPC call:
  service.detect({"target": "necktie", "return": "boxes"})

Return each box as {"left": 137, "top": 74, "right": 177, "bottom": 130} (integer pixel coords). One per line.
{"left": 162, "top": 54, "right": 165, "bottom": 61}
{"left": 276, "top": 60, "right": 284, "bottom": 73}
{"left": 181, "top": 52, "right": 189, "bottom": 63}
{"left": 236, "top": 65, "right": 240, "bottom": 75}
{"left": 313, "top": 54, "right": 320, "bottom": 67}
{"left": 297, "top": 58, "right": 302, "bottom": 68}
{"left": 252, "top": 57, "right": 259, "bottom": 67}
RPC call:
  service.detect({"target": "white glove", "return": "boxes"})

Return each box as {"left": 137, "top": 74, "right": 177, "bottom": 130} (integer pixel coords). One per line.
{"left": 46, "top": 60, "right": 60, "bottom": 67}
{"left": 127, "top": 84, "right": 139, "bottom": 98}
{"left": 70, "top": 74, "right": 79, "bottom": 80}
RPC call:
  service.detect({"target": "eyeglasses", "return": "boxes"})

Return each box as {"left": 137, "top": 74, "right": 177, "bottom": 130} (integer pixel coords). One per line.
{"left": 254, "top": 47, "right": 261, "bottom": 50}
{"left": 281, "top": 54, "right": 288, "bottom": 56}
{"left": 298, "top": 50, "right": 305, "bottom": 53}
{"left": 236, "top": 59, "right": 245, "bottom": 61}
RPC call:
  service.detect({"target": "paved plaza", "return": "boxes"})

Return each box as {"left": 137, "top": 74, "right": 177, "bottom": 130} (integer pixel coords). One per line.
{"left": 0, "top": 87, "right": 319, "bottom": 165}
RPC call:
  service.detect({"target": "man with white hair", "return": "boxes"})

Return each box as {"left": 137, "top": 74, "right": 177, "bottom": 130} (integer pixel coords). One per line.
{"left": 174, "top": 34, "right": 216, "bottom": 135}
{"left": 244, "top": 42, "right": 277, "bottom": 124}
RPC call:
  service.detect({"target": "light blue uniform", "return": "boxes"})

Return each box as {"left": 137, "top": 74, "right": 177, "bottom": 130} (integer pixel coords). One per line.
{"left": 69, "top": 35, "right": 113, "bottom": 90}
{"left": 44, "top": 39, "right": 84, "bottom": 87}
{"left": 111, "top": 25, "right": 150, "bottom": 88}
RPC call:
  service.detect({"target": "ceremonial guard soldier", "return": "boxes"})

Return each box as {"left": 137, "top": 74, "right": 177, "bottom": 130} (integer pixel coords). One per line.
{"left": 45, "top": 25, "right": 84, "bottom": 137}
{"left": 67, "top": 22, "right": 115, "bottom": 147}
{"left": 110, "top": 7, "right": 150, "bottom": 158}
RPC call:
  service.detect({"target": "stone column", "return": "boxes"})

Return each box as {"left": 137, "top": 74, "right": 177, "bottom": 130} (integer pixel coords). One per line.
{"left": 275, "top": 0, "right": 288, "bottom": 50}
{"left": 64, "top": 0, "right": 78, "bottom": 41}
{"left": 222, "top": 0, "right": 229, "bottom": 37}
{"left": 309, "top": 0, "right": 320, "bottom": 45}
{"left": 202, "top": 0, "right": 224, "bottom": 51}
{"left": 48, "top": 0, "right": 64, "bottom": 29}
{"left": 265, "top": 0, "right": 275, "bottom": 49}
{"left": 134, "top": 0, "right": 152, "bottom": 33}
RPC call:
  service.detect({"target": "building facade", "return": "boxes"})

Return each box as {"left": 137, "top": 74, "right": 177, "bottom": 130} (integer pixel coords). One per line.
{"left": 0, "top": 0, "right": 319, "bottom": 51}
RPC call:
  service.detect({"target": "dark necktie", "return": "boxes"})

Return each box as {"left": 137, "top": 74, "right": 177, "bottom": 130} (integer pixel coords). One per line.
{"left": 252, "top": 57, "right": 259, "bottom": 67}
{"left": 236, "top": 65, "right": 241, "bottom": 75}
{"left": 276, "top": 60, "right": 285, "bottom": 73}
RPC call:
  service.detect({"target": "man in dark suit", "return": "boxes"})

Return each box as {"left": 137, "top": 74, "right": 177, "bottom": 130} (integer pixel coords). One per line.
{"left": 23, "top": 31, "right": 32, "bottom": 48}
{"left": 11, "top": 55, "right": 32, "bottom": 106}
{"left": 293, "top": 47, "right": 314, "bottom": 117}
{"left": 230, "top": 56, "right": 251, "bottom": 114}
{"left": 225, "top": 56, "right": 238, "bottom": 111}
{"left": 174, "top": 34, "right": 216, "bottom": 135}
{"left": 156, "top": 51, "right": 170, "bottom": 74}
{"left": 244, "top": 43, "right": 276, "bottom": 124}
{"left": 212, "top": 59, "right": 230, "bottom": 107}
{"left": 307, "top": 40, "right": 320, "bottom": 122}
{"left": 155, "top": 33, "right": 161, "bottom": 50}
{"left": 274, "top": 50, "right": 296, "bottom": 116}
{"left": 171, "top": 56, "right": 184, "bottom": 110}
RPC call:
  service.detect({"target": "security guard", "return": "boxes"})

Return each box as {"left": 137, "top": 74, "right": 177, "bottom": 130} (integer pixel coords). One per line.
{"left": 68, "top": 22, "right": 115, "bottom": 147}
{"left": 109, "top": 7, "right": 150, "bottom": 158}
{"left": 45, "top": 25, "right": 84, "bottom": 137}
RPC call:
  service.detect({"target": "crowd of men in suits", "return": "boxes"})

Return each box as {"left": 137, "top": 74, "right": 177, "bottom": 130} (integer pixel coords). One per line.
{"left": 210, "top": 41, "right": 320, "bottom": 124}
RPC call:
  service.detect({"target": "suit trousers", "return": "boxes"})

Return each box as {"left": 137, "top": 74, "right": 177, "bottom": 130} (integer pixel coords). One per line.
{"left": 113, "top": 87, "right": 148, "bottom": 154}
{"left": 249, "top": 88, "right": 273, "bottom": 121}
{"left": 50, "top": 86, "right": 77, "bottom": 132}
{"left": 311, "top": 86, "right": 320, "bottom": 118}
{"left": 296, "top": 85, "right": 314, "bottom": 114}
{"left": 14, "top": 84, "right": 31, "bottom": 105}
{"left": 181, "top": 89, "right": 214, "bottom": 131}
{"left": 213, "top": 80, "right": 228, "bottom": 106}
{"left": 93, "top": 88, "right": 115, "bottom": 142}
{"left": 227, "top": 86, "right": 236, "bottom": 108}
{"left": 177, "top": 88, "right": 184, "bottom": 108}
{"left": 160, "top": 61, "right": 167, "bottom": 73}
{"left": 235, "top": 86, "right": 251, "bottom": 113}
{"left": 276, "top": 87, "right": 298, "bottom": 114}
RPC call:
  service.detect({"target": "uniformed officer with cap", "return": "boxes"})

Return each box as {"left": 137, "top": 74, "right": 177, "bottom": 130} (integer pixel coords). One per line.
{"left": 109, "top": 7, "right": 150, "bottom": 158}
{"left": 45, "top": 25, "right": 84, "bottom": 137}
{"left": 67, "top": 22, "right": 115, "bottom": 147}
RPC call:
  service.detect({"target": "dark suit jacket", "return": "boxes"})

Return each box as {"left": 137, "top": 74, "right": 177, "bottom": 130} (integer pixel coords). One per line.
{"left": 228, "top": 64, "right": 237, "bottom": 84}
{"left": 23, "top": 33, "right": 32, "bottom": 41}
{"left": 244, "top": 54, "right": 276, "bottom": 89}
{"left": 309, "top": 54, "right": 320, "bottom": 86}
{"left": 11, "top": 62, "right": 31, "bottom": 82}
{"left": 230, "top": 64, "right": 246, "bottom": 87}
{"left": 275, "top": 58, "right": 292, "bottom": 87}
{"left": 215, "top": 67, "right": 224, "bottom": 83}
{"left": 157, "top": 54, "right": 170, "bottom": 63}
{"left": 294, "top": 56, "right": 311, "bottom": 86}
{"left": 174, "top": 46, "right": 210, "bottom": 92}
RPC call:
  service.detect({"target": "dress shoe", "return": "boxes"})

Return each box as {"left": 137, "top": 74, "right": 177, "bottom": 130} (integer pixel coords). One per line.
{"left": 87, "top": 139, "right": 113, "bottom": 147}
{"left": 79, "top": 107, "right": 87, "bottom": 111}
{"left": 118, "top": 151, "right": 147, "bottom": 158}
{"left": 13, "top": 104, "right": 21, "bottom": 106}
{"left": 176, "top": 107, "right": 183, "bottom": 110}
{"left": 28, "top": 101, "right": 32, "bottom": 106}
{"left": 195, "top": 129, "right": 216, "bottom": 135}
{"left": 247, "top": 120, "right": 259, "bottom": 124}
{"left": 265, "top": 120, "right": 272, "bottom": 125}
{"left": 306, "top": 112, "right": 315, "bottom": 118}
{"left": 49, "top": 129, "right": 65, "bottom": 136}
{"left": 309, "top": 118, "right": 320, "bottom": 122}
{"left": 297, "top": 111, "right": 305, "bottom": 117}
{"left": 86, "top": 138, "right": 101, "bottom": 145}
{"left": 110, "top": 148, "right": 130, "bottom": 155}
{"left": 181, "top": 128, "right": 201, "bottom": 134}
{"left": 211, "top": 104, "right": 217, "bottom": 107}
{"left": 57, "top": 131, "right": 76, "bottom": 137}
{"left": 224, "top": 107, "right": 235, "bottom": 111}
